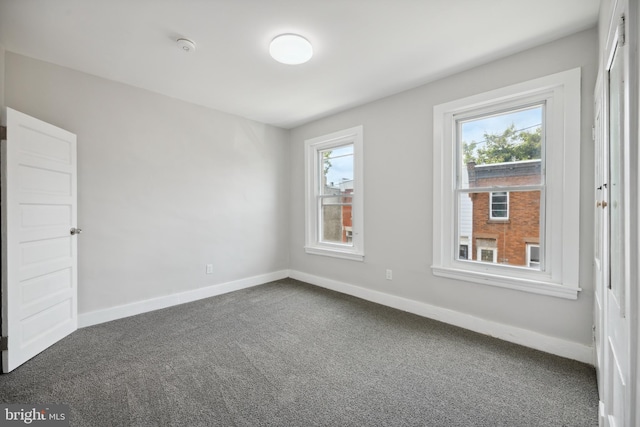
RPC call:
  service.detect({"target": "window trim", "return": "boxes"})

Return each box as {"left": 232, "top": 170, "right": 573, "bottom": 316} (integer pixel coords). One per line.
{"left": 304, "top": 126, "right": 364, "bottom": 261}
{"left": 432, "top": 69, "right": 581, "bottom": 299}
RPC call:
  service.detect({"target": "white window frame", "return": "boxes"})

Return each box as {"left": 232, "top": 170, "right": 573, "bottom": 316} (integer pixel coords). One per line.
{"left": 477, "top": 246, "right": 497, "bottom": 263}
{"left": 489, "top": 191, "right": 509, "bottom": 220}
{"left": 305, "top": 126, "right": 364, "bottom": 261}
{"left": 432, "top": 69, "right": 581, "bottom": 299}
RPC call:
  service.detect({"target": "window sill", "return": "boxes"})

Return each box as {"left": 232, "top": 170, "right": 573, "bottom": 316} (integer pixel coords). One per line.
{"left": 305, "top": 246, "right": 364, "bottom": 261}
{"left": 431, "top": 265, "right": 581, "bottom": 300}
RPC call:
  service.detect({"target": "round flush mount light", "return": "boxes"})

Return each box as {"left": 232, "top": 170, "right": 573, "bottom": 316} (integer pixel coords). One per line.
{"left": 176, "top": 38, "right": 196, "bottom": 53}
{"left": 269, "top": 34, "right": 313, "bottom": 65}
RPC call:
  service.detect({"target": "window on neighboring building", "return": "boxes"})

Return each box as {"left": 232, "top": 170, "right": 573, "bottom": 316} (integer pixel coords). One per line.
{"left": 490, "top": 191, "right": 509, "bottom": 220}
{"left": 478, "top": 247, "right": 497, "bottom": 263}
{"left": 345, "top": 229, "right": 353, "bottom": 243}
{"left": 459, "top": 244, "right": 469, "bottom": 260}
{"left": 527, "top": 244, "right": 540, "bottom": 269}
{"left": 305, "top": 126, "right": 364, "bottom": 261}
{"left": 432, "top": 69, "right": 581, "bottom": 299}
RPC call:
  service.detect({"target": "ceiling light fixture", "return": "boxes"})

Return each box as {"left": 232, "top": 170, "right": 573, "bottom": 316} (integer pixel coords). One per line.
{"left": 176, "top": 38, "right": 196, "bottom": 53}
{"left": 269, "top": 34, "right": 313, "bottom": 65}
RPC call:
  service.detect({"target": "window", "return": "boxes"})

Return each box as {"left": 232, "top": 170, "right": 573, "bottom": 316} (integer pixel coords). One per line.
{"left": 459, "top": 244, "right": 469, "bottom": 260}
{"left": 305, "top": 126, "right": 364, "bottom": 261}
{"left": 527, "top": 244, "right": 540, "bottom": 269}
{"left": 478, "top": 247, "right": 497, "bottom": 263}
{"left": 432, "top": 69, "right": 581, "bottom": 299}
{"left": 490, "top": 192, "right": 509, "bottom": 220}
{"left": 461, "top": 104, "right": 542, "bottom": 267}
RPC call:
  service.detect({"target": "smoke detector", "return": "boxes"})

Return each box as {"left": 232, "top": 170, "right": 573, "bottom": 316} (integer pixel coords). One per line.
{"left": 176, "top": 38, "right": 196, "bottom": 53}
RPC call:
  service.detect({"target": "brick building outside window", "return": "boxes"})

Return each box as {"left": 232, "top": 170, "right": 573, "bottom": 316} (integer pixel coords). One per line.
{"left": 464, "top": 159, "right": 541, "bottom": 267}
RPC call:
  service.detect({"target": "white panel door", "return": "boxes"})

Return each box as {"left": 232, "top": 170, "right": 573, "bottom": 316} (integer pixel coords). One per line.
{"left": 601, "top": 12, "right": 631, "bottom": 427}
{"left": 2, "top": 108, "right": 78, "bottom": 373}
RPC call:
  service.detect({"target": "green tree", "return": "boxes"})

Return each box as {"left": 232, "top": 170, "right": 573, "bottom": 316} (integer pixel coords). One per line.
{"left": 323, "top": 150, "right": 332, "bottom": 176}
{"left": 463, "top": 125, "right": 541, "bottom": 165}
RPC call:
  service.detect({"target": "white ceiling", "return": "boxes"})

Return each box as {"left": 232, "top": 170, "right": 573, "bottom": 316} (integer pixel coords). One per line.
{"left": 0, "top": 0, "right": 600, "bottom": 129}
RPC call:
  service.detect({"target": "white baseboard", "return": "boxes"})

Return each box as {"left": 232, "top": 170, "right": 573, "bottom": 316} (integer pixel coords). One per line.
{"left": 78, "top": 270, "right": 290, "bottom": 328}
{"left": 289, "top": 270, "right": 594, "bottom": 365}
{"left": 79, "top": 269, "right": 594, "bottom": 364}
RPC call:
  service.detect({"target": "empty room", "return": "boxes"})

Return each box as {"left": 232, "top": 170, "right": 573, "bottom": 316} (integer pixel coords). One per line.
{"left": 0, "top": 0, "right": 638, "bottom": 426}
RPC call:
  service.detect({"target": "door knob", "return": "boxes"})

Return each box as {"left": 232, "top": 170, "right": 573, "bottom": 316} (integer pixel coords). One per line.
{"left": 70, "top": 227, "right": 83, "bottom": 235}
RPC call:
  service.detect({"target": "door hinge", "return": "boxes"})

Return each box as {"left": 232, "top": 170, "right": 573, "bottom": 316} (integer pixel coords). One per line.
{"left": 0, "top": 126, "right": 6, "bottom": 141}
{"left": 591, "top": 126, "right": 595, "bottom": 141}
{"left": 0, "top": 336, "right": 8, "bottom": 351}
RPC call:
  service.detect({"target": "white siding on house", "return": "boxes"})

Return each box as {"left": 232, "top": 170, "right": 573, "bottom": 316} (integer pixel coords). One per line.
{"left": 458, "top": 167, "right": 473, "bottom": 257}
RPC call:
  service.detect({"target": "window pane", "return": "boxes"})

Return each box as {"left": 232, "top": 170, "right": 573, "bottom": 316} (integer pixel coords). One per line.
{"left": 318, "top": 143, "right": 355, "bottom": 246}
{"left": 457, "top": 190, "right": 541, "bottom": 268}
{"left": 480, "top": 249, "right": 494, "bottom": 262}
{"left": 320, "top": 145, "right": 354, "bottom": 195}
{"left": 529, "top": 245, "right": 540, "bottom": 262}
{"left": 527, "top": 244, "right": 541, "bottom": 269}
{"left": 490, "top": 192, "right": 508, "bottom": 219}
{"left": 458, "top": 106, "right": 543, "bottom": 190}
{"left": 321, "top": 202, "right": 352, "bottom": 244}
{"left": 459, "top": 245, "right": 469, "bottom": 260}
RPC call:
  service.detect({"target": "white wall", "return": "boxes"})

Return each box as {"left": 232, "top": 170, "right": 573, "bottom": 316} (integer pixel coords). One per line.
{"left": 5, "top": 53, "right": 290, "bottom": 316}
{"left": 289, "top": 29, "right": 597, "bottom": 350}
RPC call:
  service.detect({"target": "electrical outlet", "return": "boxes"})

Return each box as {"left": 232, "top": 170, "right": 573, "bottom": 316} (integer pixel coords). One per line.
{"left": 206, "top": 264, "right": 213, "bottom": 274}
{"left": 386, "top": 269, "right": 392, "bottom": 280}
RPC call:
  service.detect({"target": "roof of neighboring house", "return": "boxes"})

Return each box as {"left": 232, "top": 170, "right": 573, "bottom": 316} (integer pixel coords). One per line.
{"left": 467, "top": 159, "right": 541, "bottom": 183}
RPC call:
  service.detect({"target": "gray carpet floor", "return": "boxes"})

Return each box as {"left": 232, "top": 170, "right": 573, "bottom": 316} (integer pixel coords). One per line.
{"left": 0, "top": 278, "right": 598, "bottom": 426}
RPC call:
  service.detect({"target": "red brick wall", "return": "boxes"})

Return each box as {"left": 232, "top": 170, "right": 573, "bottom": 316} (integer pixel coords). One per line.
{"left": 342, "top": 205, "right": 352, "bottom": 241}
{"left": 470, "top": 190, "right": 540, "bottom": 266}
